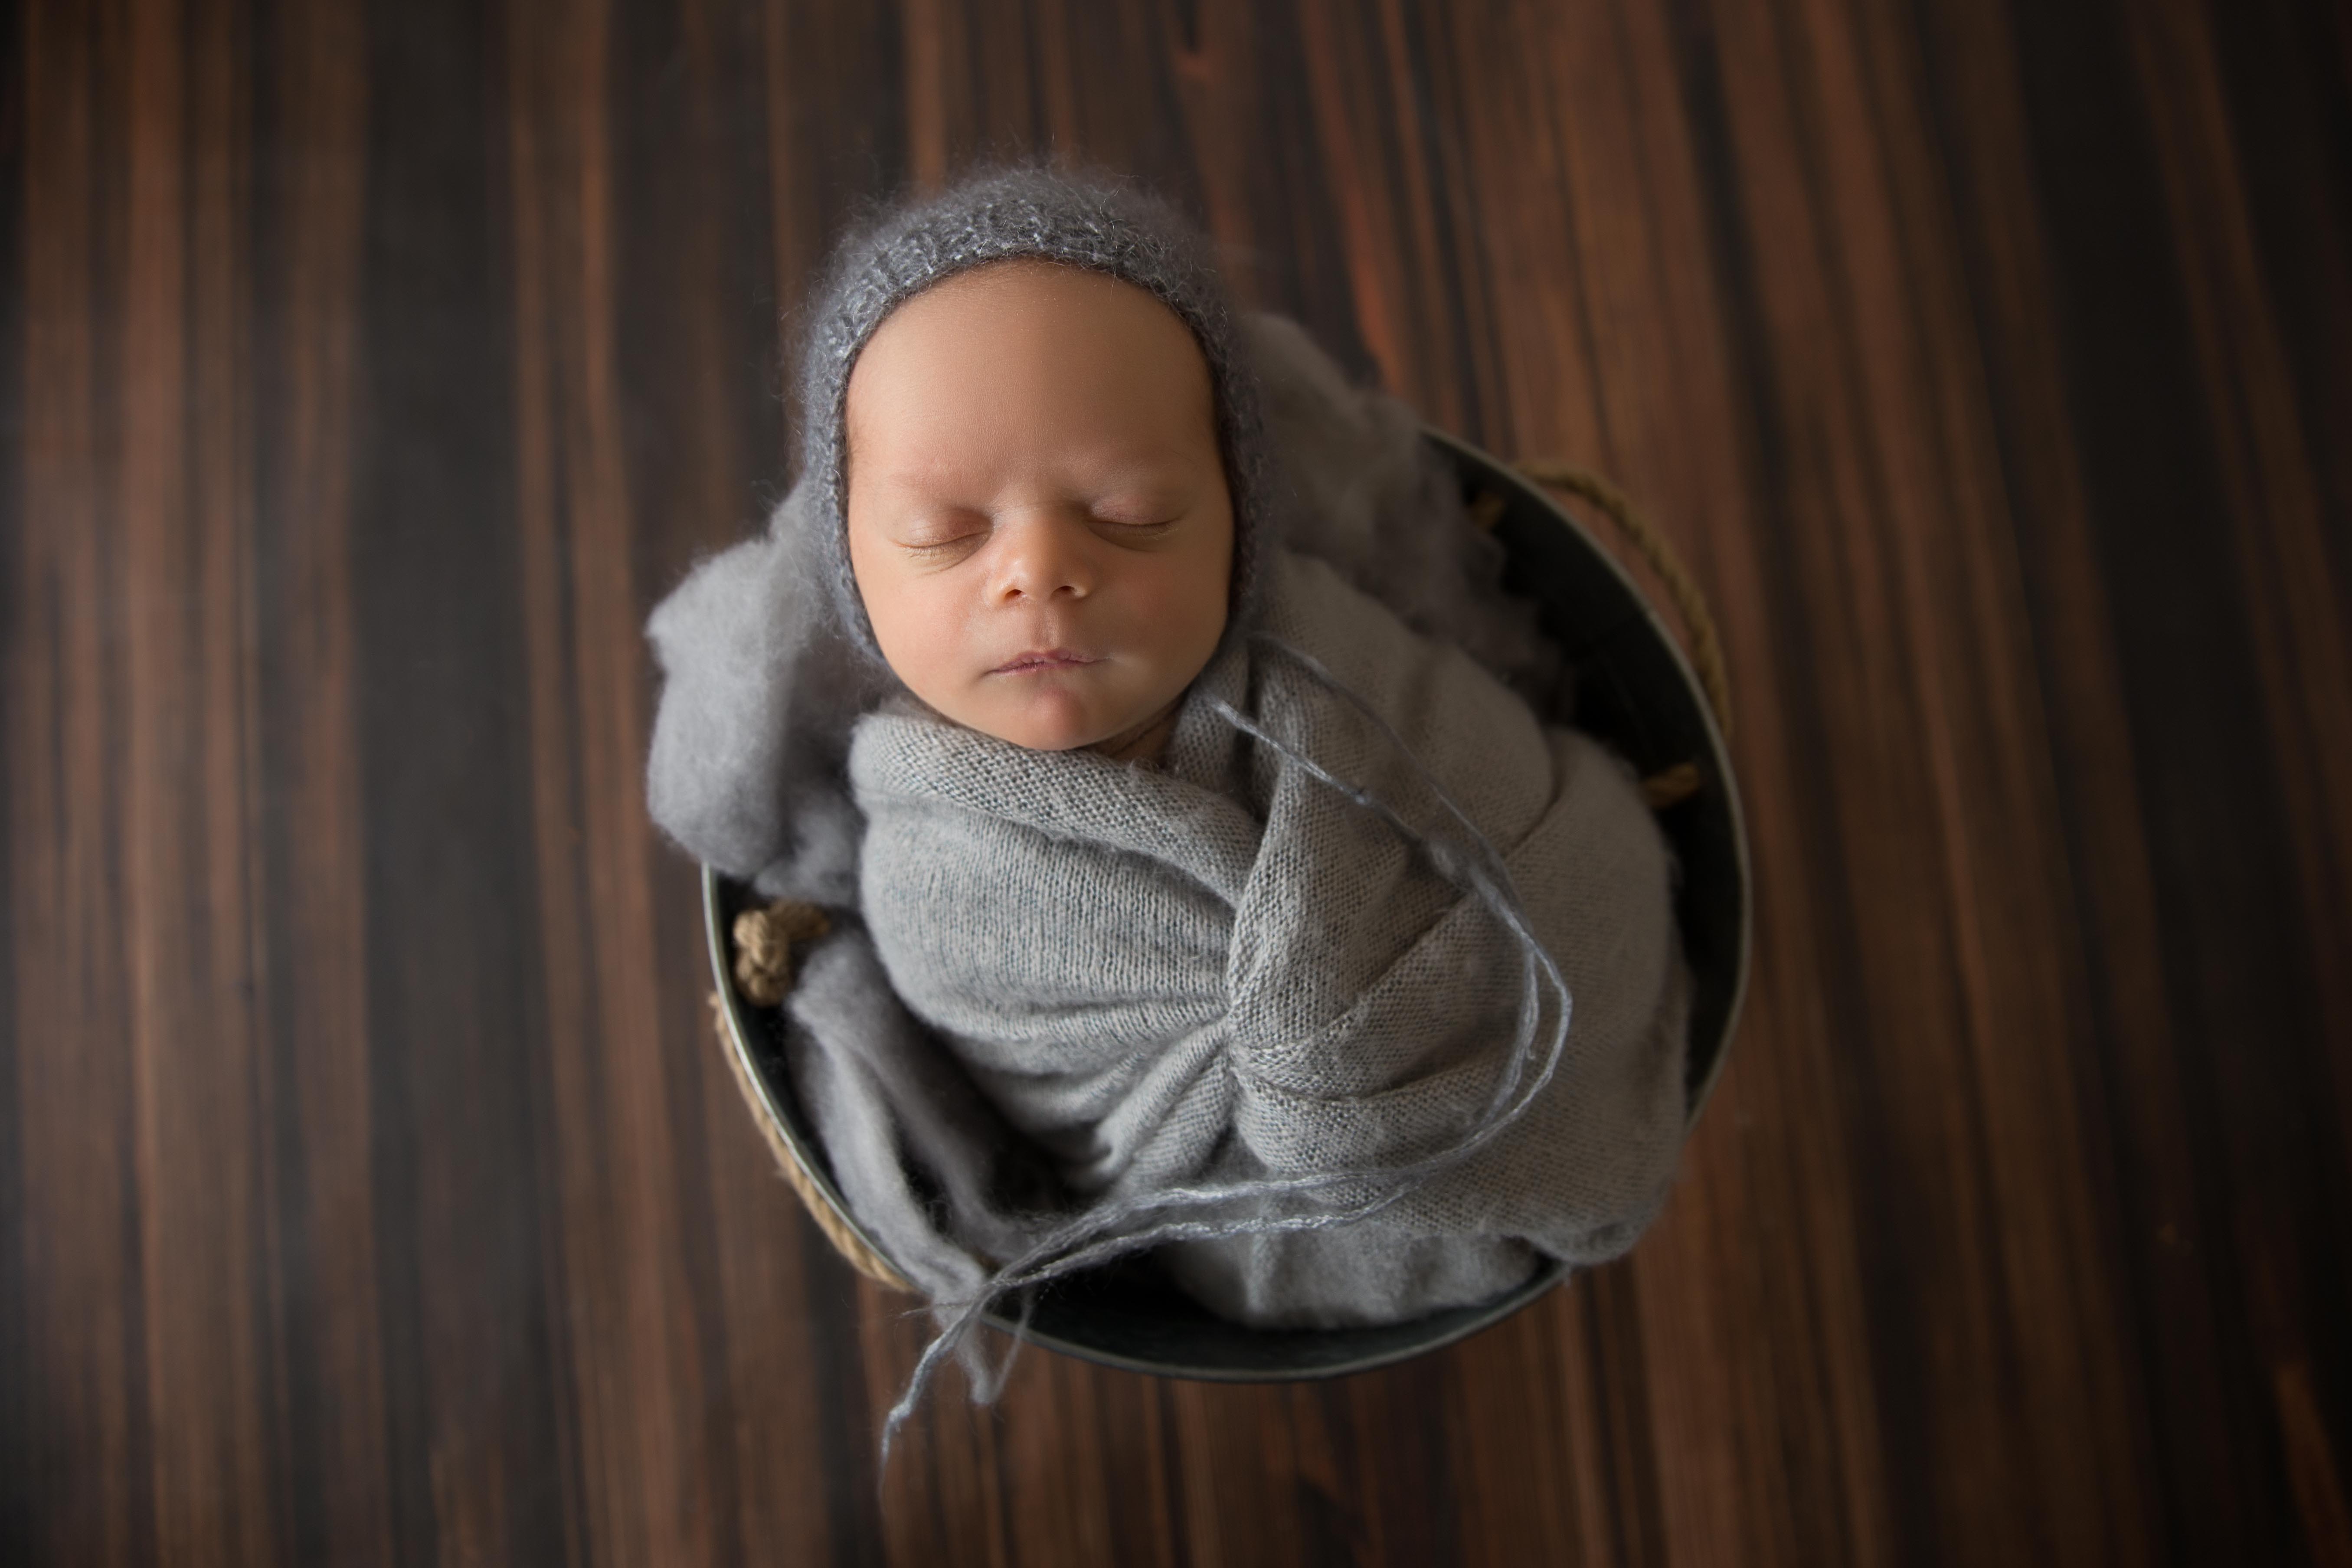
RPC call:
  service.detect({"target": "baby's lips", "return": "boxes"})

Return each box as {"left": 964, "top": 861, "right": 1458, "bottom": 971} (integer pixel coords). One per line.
{"left": 988, "top": 647, "right": 1106, "bottom": 675}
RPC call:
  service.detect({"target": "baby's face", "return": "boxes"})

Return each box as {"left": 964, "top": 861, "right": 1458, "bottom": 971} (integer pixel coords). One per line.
{"left": 844, "top": 261, "right": 1233, "bottom": 756}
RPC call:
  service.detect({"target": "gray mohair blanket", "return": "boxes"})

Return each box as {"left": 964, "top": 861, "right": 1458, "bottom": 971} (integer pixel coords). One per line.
{"left": 850, "top": 550, "right": 1690, "bottom": 1326}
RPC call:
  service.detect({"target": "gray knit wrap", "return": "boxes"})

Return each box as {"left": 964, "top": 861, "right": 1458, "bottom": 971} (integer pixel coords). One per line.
{"left": 797, "top": 168, "right": 1274, "bottom": 656}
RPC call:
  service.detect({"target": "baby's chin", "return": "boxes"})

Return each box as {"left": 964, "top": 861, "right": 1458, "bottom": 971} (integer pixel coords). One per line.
{"left": 956, "top": 681, "right": 1137, "bottom": 753}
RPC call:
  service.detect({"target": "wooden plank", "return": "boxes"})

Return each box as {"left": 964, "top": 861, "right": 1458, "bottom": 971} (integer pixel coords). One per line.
{"left": 5, "top": 0, "right": 2349, "bottom": 1561}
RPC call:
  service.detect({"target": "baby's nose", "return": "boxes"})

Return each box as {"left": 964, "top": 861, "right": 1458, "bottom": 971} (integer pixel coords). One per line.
{"left": 988, "top": 511, "right": 1096, "bottom": 602}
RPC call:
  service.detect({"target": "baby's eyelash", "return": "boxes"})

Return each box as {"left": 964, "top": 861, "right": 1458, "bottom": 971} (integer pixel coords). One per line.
{"left": 900, "top": 519, "right": 988, "bottom": 551}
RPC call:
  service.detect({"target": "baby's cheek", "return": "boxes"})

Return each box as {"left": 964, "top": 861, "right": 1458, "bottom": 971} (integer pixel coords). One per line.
{"left": 870, "top": 580, "right": 972, "bottom": 691}
{"left": 1122, "top": 564, "right": 1227, "bottom": 677}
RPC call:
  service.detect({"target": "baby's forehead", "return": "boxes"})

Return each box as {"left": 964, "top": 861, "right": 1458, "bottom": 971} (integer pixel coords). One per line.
{"left": 843, "top": 261, "right": 1220, "bottom": 477}
{"left": 858, "top": 264, "right": 1206, "bottom": 385}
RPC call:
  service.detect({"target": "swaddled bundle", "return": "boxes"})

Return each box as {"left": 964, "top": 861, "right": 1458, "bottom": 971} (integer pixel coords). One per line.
{"left": 851, "top": 548, "right": 1689, "bottom": 1326}
{"left": 645, "top": 169, "right": 1694, "bottom": 1432}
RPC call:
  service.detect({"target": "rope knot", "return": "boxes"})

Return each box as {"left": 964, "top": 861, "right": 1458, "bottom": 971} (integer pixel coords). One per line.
{"left": 731, "top": 899, "right": 832, "bottom": 1006}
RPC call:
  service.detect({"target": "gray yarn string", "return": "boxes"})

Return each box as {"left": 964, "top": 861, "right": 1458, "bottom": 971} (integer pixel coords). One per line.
{"left": 1215, "top": 634, "right": 1565, "bottom": 1125}
{"left": 877, "top": 637, "right": 1577, "bottom": 1462}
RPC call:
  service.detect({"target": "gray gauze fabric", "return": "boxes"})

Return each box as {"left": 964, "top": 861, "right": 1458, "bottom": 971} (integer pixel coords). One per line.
{"left": 850, "top": 550, "right": 1691, "bottom": 1327}
{"left": 645, "top": 310, "right": 1685, "bottom": 1319}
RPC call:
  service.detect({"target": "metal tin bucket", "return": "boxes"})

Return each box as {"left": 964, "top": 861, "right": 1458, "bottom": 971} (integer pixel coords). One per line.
{"left": 704, "top": 429, "right": 1751, "bottom": 1380}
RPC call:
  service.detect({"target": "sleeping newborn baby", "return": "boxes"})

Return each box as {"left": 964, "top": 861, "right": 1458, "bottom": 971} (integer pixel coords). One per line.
{"left": 648, "top": 167, "right": 1691, "bottom": 1332}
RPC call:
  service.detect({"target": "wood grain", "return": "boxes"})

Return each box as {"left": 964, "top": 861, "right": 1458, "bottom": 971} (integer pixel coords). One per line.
{"left": 7, "top": 0, "right": 2350, "bottom": 1562}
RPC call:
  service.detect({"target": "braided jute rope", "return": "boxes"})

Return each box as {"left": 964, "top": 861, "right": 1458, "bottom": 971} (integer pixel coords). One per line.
{"left": 731, "top": 901, "right": 831, "bottom": 1005}
{"left": 707, "top": 984, "right": 914, "bottom": 1292}
{"left": 1513, "top": 460, "right": 1735, "bottom": 740}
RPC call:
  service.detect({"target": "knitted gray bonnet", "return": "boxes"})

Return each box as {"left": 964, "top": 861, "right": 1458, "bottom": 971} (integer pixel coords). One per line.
{"left": 798, "top": 167, "right": 1274, "bottom": 657}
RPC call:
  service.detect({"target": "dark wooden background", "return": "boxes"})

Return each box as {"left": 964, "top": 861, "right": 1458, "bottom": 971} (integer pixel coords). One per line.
{"left": 8, "top": 0, "right": 2352, "bottom": 1562}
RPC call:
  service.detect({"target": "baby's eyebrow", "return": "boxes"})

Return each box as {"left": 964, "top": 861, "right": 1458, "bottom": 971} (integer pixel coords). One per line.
{"left": 860, "top": 463, "right": 989, "bottom": 500}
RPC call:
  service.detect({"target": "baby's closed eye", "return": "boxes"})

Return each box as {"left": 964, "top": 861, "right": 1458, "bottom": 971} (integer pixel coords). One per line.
{"left": 898, "top": 509, "right": 991, "bottom": 552}
{"left": 1088, "top": 490, "right": 1195, "bottom": 540}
